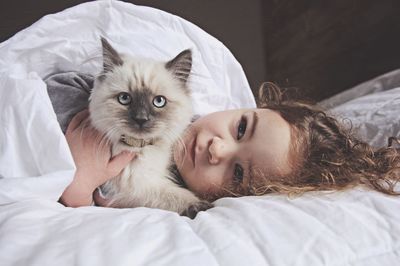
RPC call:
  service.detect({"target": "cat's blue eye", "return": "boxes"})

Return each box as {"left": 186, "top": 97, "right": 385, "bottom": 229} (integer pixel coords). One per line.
{"left": 153, "top": 95, "right": 167, "bottom": 108}
{"left": 237, "top": 116, "right": 247, "bottom": 140}
{"left": 118, "top": 92, "right": 131, "bottom": 105}
{"left": 233, "top": 163, "right": 244, "bottom": 184}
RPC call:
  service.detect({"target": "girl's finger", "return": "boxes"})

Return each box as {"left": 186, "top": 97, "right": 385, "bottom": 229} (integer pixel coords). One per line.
{"left": 107, "top": 151, "right": 136, "bottom": 178}
{"left": 66, "top": 109, "right": 89, "bottom": 134}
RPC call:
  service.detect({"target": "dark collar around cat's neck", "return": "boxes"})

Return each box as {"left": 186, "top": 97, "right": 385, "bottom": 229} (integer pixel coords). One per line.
{"left": 121, "top": 135, "right": 155, "bottom": 148}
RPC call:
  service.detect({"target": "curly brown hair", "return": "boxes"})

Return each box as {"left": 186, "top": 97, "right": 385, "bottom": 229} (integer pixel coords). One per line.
{"left": 249, "top": 82, "right": 400, "bottom": 196}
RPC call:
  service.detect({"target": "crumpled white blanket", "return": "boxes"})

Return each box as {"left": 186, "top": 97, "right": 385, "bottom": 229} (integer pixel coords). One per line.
{"left": 0, "top": 1, "right": 399, "bottom": 266}
{"left": 330, "top": 87, "right": 400, "bottom": 148}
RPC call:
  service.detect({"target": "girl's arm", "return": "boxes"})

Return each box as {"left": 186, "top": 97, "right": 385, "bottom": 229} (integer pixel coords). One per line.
{"left": 59, "top": 110, "right": 135, "bottom": 207}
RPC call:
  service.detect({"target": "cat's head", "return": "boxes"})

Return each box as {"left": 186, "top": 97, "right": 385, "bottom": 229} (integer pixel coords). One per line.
{"left": 89, "top": 37, "right": 193, "bottom": 148}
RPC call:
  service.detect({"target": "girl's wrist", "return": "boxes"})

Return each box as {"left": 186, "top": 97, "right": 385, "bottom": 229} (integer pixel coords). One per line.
{"left": 60, "top": 171, "right": 97, "bottom": 207}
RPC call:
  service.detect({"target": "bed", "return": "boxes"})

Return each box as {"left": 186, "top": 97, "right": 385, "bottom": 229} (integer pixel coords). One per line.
{"left": 0, "top": 1, "right": 399, "bottom": 265}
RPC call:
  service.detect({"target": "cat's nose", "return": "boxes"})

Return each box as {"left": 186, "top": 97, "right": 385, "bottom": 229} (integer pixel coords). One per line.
{"left": 133, "top": 117, "right": 149, "bottom": 127}
{"left": 129, "top": 110, "right": 150, "bottom": 127}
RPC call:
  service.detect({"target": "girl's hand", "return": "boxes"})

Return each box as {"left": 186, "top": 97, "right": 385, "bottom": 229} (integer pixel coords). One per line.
{"left": 60, "top": 109, "right": 136, "bottom": 207}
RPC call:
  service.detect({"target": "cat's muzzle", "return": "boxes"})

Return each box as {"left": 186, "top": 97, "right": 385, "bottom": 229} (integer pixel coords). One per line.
{"left": 121, "top": 135, "right": 154, "bottom": 148}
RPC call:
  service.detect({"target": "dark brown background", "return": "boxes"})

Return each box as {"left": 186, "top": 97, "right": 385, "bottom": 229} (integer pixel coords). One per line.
{"left": 1, "top": 0, "right": 399, "bottom": 101}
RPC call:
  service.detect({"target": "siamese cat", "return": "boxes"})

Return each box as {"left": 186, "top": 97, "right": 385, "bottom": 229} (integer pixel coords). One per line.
{"left": 89, "top": 38, "right": 211, "bottom": 218}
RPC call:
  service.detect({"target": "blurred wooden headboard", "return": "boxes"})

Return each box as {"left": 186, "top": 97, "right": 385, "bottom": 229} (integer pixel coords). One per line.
{"left": 261, "top": 0, "right": 400, "bottom": 101}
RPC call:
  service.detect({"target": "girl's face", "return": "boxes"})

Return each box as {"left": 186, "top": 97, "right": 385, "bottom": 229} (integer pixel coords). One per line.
{"left": 173, "top": 108, "right": 292, "bottom": 199}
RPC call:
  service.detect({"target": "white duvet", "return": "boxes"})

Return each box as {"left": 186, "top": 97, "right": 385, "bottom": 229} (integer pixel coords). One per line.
{"left": 0, "top": 1, "right": 399, "bottom": 265}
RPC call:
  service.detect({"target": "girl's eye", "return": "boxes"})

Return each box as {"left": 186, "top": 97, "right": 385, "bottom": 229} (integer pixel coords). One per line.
{"left": 237, "top": 116, "right": 247, "bottom": 140}
{"left": 153, "top": 95, "right": 167, "bottom": 108}
{"left": 118, "top": 92, "right": 131, "bottom": 105}
{"left": 233, "top": 163, "right": 244, "bottom": 184}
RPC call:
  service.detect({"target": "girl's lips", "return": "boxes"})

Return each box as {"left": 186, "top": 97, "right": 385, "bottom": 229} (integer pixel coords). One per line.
{"left": 190, "top": 135, "right": 197, "bottom": 167}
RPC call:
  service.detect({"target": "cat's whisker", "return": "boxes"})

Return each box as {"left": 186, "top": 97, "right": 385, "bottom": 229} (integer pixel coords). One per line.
{"left": 158, "top": 128, "right": 172, "bottom": 141}
{"left": 104, "top": 125, "right": 122, "bottom": 142}
{"left": 176, "top": 136, "right": 188, "bottom": 170}
{"left": 93, "top": 127, "right": 111, "bottom": 160}
{"left": 95, "top": 126, "right": 126, "bottom": 166}
{"left": 92, "top": 124, "right": 121, "bottom": 162}
{"left": 162, "top": 128, "right": 188, "bottom": 170}
{"left": 163, "top": 126, "right": 180, "bottom": 141}
{"left": 90, "top": 117, "right": 119, "bottom": 125}
{"left": 77, "top": 117, "right": 92, "bottom": 143}
{"left": 158, "top": 128, "right": 175, "bottom": 143}
{"left": 94, "top": 133, "right": 109, "bottom": 164}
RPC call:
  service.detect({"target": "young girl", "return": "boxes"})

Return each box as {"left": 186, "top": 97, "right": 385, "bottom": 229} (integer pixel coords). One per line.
{"left": 60, "top": 83, "right": 400, "bottom": 207}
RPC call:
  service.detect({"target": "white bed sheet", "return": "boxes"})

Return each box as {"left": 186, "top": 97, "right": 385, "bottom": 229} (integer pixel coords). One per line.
{"left": 1, "top": 190, "right": 399, "bottom": 266}
{"left": 0, "top": 1, "right": 399, "bottom": 266}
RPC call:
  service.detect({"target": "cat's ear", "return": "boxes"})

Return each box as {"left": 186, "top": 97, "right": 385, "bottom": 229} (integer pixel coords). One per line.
{"left": 165, "top": 49, "right": 192, "bottom": 85}
{"left": 101, "top": 37, "right": 123, "bottom": 72}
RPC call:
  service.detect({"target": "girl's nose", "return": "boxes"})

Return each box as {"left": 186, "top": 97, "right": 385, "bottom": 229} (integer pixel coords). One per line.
{"left": 208, "top": 136, "right": 233, "bottom": 165}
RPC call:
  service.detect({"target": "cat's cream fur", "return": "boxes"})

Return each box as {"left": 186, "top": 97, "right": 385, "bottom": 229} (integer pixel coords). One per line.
{"left": 89, "top": 38, "right": 211, "bottom": 217}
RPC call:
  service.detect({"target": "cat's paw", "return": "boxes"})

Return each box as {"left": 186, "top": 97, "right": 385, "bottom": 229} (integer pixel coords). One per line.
{"left": 181, "top": 201, "right": 213, "bottom": 219}
{"left": 93, "top": 188, "right": 113, "bottom": 207}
